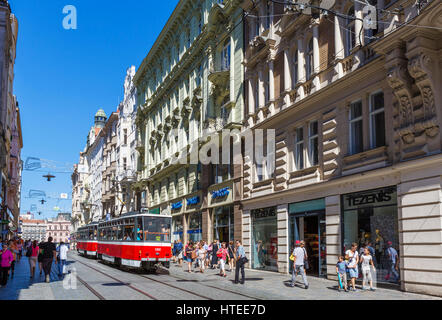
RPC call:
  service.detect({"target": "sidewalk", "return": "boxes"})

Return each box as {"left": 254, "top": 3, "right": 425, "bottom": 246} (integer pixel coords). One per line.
{"left": 0, "top": 253, "right": 96, "bottom": 300}
{"left": 167, "top": 262, "right": 440, "bottom": 300}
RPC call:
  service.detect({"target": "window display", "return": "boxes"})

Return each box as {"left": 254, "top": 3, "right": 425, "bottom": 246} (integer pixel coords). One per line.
{"left": 342, "top": 186, "right": 399, "bottom": 285}
{"left": 188, "top": 212, "right": 202, "bottom": 242}
{"left": 213, "top": 206, "right": 234, "bottom": 243}
{"left": 251, "top": 207, "right": 278, "bottom": 272}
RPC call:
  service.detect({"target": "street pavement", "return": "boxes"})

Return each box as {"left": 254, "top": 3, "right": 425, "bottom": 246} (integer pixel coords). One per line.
{"left": 0, "top": 251, "right": 439, "bottom": 300}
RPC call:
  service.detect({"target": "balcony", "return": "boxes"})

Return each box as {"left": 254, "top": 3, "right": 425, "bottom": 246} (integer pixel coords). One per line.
{"left": 118, "top": 169, "right": 136, "bottom": 184}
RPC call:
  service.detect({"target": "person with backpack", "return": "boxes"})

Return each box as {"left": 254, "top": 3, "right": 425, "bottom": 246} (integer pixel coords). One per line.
{"left": 40, "top": 237, "right": 57, "bottom": 283}
{"left": 345, "top": 243, "right": 359, "bottom": 291}
{"left": 28, "top": 240, "right": 40, "bottom": 279}
{"left": 290, "top": 240, "right": 309, "bottom": 289}
{"left": 385, "top": 241, "right": 399, "bottom": 283}
{"left": 0, "top": 241, "right": 14, "bottom": 287}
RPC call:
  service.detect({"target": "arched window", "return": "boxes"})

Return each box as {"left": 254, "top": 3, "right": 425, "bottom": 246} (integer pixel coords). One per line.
{"left": 306, "top": 38, "right": 314, "bottom": 80}
{"left": 346, "top": 6, "right": 356, "bottom": 56}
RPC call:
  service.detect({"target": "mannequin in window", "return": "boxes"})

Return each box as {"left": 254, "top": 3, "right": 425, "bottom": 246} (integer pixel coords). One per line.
{"left": 375, "top": 229, "right": 384, "bottom": 267}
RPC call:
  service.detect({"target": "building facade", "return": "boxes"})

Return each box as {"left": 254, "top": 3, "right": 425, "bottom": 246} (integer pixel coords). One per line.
{"left": 115, "top": 66, "right": 139, "bottom": 215}
{"left": 45, "top": 214, "right": 72, "bottom": 243}
{"left": 0, "top": 0, "right": 21, "bottom": 240}
{"left": 134, "top": 0, "right": 244, "bottom": 245}
{"left": 241, "top": 0, "right": 441, "bottom": 296}
{"left": 71, "top": 154, "right": 88, "bottom": 231}
{"left": 20, "top": 219, "right": 47, "bottom": 242}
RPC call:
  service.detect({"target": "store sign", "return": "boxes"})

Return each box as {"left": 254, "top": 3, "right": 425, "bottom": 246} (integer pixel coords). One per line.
{"left": 211, "top": 187, "right": 230, "bottom": 199}
{"left": 187, "top": 196, "right": 200, "bottom": 206}
{"left": 187, "top": 229, "right": 202, "bottom": 234}
{"left": 251, "top": 207, "right": 276, "bottom": 219}
{"left": 344, "top": 187, "right": 397, "bottom": 210}
{"left": 171, "top": 201, "right": 183, "bottom": 210}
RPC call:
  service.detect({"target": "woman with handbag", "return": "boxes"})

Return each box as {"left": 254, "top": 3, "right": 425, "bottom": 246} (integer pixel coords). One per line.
{"left": 217, "top": 242, "right": 230, "bottom": 277}
{"left": 228, "top": 241, "right": 235, "bottom": 271}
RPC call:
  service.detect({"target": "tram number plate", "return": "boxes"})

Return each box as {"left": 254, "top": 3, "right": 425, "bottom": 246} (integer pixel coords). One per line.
{"left": 155, "top": 248, "right": 161, "bottom": 251}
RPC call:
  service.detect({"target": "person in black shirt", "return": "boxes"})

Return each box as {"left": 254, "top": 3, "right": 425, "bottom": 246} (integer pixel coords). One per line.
{"left": 40, "top": 237, "right": 57, "bottom": 283}
{"left": 211, "top": 240, "right": 219, "bottom": 269}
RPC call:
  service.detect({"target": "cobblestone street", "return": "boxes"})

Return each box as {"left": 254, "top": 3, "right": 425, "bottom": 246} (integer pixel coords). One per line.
{"left": 0, "top": 251, "right": 438, "bottom": 300}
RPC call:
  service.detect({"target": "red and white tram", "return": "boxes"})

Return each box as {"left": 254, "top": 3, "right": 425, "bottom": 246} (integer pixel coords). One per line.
{"left": 97, "top": 212, "right": 172, "bottom": 272}
{"left": 76, "top": 223, "right": 99, "bottom": 258}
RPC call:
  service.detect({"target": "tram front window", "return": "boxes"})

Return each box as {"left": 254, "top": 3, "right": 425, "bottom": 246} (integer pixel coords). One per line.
{"left": 143, "top": 217, "right": 171, "bottom": 242}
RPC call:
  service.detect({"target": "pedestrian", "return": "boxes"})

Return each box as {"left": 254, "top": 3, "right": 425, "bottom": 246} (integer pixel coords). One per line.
{"left": 217, "top": 242, "right": 230, "bottom": 277}
{"left": 9, "top": 240, "right": 18, "bottom": 278}
{"left": 28, "top": 240, "right": 39, "bottom": 279}
{"left": 206, "top": 241, "right": 212, "bottom": 268}
{"left": 211, "top": 240, "right": 219, "bottom": 269}
{"left": 228, "top": 241, "right": 235, "bottom": 272}
{"left": 196, "top": 243, "right": 206, "bottom": 273}
{"left": 185, "top": 241, "right": 194, "bottom": 273}
{"left": 385, "top": 241, "right": 399, "bottom": 283}
{"left": 17, "top": 239, "right": 23, "bottom": 262}
{"left": 37, "top": 241, "right": 44, "bottom": 275}
{"left": 336, "top": 255, "right": 348, "bottom": 292}
{"left": 58, "top": 241, "right": 69, "bottom": 278}
{"left": 345, "top": 243, "right": 359, "bottom": 291}
{"left": 360, "top": 247, "right": 376, "bottom": 291}
{"left": 176, "top": 239, "right": 183, "bottom": 266}
{"left": 290, "top": 240, "right": 309, "bottom": 289}
{"left": 172, "top": 241, "right": 177, "bottom": 263}
{"left": 40, "top": 237, "right": 57, "bottom": 283}
{"left": 234, "top": 240, "right": 247, "bottom": 284}
{"left": 0, "top": 241, "right": 14, "bottom": 287}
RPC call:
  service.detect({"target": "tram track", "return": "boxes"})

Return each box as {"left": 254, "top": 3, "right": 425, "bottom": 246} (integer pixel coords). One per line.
{"left": 76, "top": 275, "right": 107, "bottom": 300}
{"left": 72, "top": 255, "right": 213, "bottom": 300}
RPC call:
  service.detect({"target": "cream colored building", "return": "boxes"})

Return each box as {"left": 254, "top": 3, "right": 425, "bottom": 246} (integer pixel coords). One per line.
{"left": 134, "top": 0, "right": 244, "bottom": 244}
{"left": 241, "top": 0, "right": 441, "bottom": 297}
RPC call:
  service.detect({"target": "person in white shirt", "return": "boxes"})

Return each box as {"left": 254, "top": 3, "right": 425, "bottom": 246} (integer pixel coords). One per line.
{"left": 290, "top": 240, "right": 309, "bottom": 289}
{"left": 360, "top": 247, "right": 376, "bottom": 291}
{"left": 57, "top": 242, "right": 69, "bottom": 277}
{"left": 345, "top": 243, "right": 359, "bottom": 291}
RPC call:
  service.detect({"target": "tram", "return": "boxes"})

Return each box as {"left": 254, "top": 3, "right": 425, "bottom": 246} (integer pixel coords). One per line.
{"left": 76, "top": 222, "right": 99, "bottom": 257}
{"left": 97, "top": 212, "right": 172, "bottom": 272}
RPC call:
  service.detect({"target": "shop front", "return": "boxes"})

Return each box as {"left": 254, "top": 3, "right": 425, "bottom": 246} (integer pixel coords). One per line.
{"left": 187, "top": 211, "right": 202, "bottom": 242}
{"left": 341, "top": 186, "right": 399, "bottom": 285}
{"left": 289, "top": 198, "right": 327, "bottom": 277}
{"left": 212, "top": 205, "right": 234, "bottom": 243}
{"left": 250, "top": 206, "right": 278, "bottom": 272}
{"left": 172, "top": 215, "right": 183, "bottom": 242}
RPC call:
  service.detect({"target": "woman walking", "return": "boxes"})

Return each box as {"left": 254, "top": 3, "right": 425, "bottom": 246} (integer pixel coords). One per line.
{"left": 211, "top": 240, "right": 219, "bottom": 269}
{"left": 196, "top": 243, "right": 206, "bottom": 273}
{"left": 0, "top": 241, "right": 14, "bottom": 287}
{"left": 28, "top": 240, "right": 40, "bottom": 279}
{"left": 185, "top": 242, "right": 195, "bottom": 273}
{"left": 345, "top": 243, "right": 360, "bottom": 292}
{"left": 38, "top": 241, "right": 44, "bottom": 276}
{"left": 217, "top": 242, "right": 230, "bottom": 277}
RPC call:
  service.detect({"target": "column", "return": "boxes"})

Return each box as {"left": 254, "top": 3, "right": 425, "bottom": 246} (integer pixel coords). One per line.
{"left": 334, "top": 14, "right": 344, "bottom": 79}
{"left": 268, "top": 58, "right": 275, "bottom": 115}
{"left": 312, "top": 21, "right": 321, "bottom": 91}
{"left": 257, "top": 65, "right": 265, "bottom": 121}
{"left": 248, "top": 77, "right": 255, "bottom": 115}
{"left": 283, "top": 48, "right": 292, "bottom": 107}
{"left": 325, "top": 195, "right": 341, "bottom": 281}
{"left": 354, "top": 1, "right": 363, "bottom": 47}
{"left": 242, "top": 209, "right": 251, "bottom": 267}
{"left": 277, "top": 204, "right": 289, "bottom": 274}
{"left": 297, "top": 37, "right": 305, "bottom": 99}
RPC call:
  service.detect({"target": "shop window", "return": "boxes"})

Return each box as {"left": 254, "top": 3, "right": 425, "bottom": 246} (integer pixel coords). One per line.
{"left": 172, "top": 216, "right": 183, "bottom": 242}
{"left": 349, "top": 100, "right": 363, "bottom": 155}
{"left": 188, "top": 212, "right": 202, "bottom": 242}
{"left": 251, "top": 207, "right": 278, "bottom": 272}
{"left": 308, "top": 121, "right": 319, "bottom": 166}
{"left": 369, "top": 91, "right": 385, "bottom": 149}
{"left": 213, "top": 206, "right": 234, "bottom": 243}
{"left": 342, "top": 186, "right": 399, "bottom": 285}
{"left": 294, "top": 127, "right": 304, "bottom": 170}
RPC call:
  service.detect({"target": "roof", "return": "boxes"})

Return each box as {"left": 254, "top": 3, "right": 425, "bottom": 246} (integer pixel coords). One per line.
{"left": 21, "top": 219, "right": 46, "bottom": 225}
{"left": 95, "top": 108, "right": 107, "bottom": 118}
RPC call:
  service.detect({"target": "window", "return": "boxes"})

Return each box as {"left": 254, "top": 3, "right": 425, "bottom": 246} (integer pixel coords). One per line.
{"left": 292, "top": 49, "right": 298, "bottom": 87}
{"left": 346, "top": 6, "right": 356, "bottom": 57}
{"left": 265, "top": 2, "right": 271, "bottom": 30}
{"left": 364, "top": 0, "right": 378, "bottom": 44}
{"left": 369, "top": 91, "right": 385, "bottom": 149}
{"left": 349, "top": 100, "right": 363, "bottom": 155}
{"left": 123, "top": 158, "right": 127, "bottom": 171}
{"left": 123, "top": 129, "right": 127, "bottom": 145}
{"left": 221, "top": 40, "right": 231, "bottom": 71}
{"left": 306, "top": 38, "right": 314, "bottom": 80}
{"left": 309, "top": 121, "right": 319, "bottom": 166}
{"left": 295, "top": 127, "right": 304, "bottom": 170}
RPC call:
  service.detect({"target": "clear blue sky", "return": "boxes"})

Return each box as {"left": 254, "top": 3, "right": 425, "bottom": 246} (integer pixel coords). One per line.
{"left": 10, "top": 0, "right": 179, "bottom": 220}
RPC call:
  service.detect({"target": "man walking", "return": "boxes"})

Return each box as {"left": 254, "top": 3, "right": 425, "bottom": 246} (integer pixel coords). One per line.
{"left": 385, "top": 241, "right": 399, "bottom": 283}
{"left": 40, "top": 237, "right": 57, "bottom": 283}
{"left": 57, "top": 241, "right": 69, "bottom": 278}
{"left": 234, "top": 240, "right": 247, "bottom": 284}
{"left": 290, "top": 240, "right": 309, "bottom": 289}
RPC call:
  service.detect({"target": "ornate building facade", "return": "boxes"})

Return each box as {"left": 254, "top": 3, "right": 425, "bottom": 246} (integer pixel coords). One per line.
{"left": 134, "top": 0, "right": 244, "bottom": 244}
{"left": 241, "top": 0, "right": 441, "bottom": 296}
